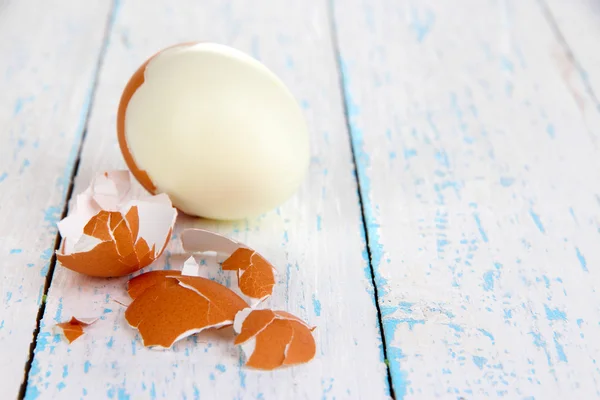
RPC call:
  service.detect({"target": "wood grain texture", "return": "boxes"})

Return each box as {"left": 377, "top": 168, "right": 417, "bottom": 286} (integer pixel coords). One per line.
{"left": 542, "top": 0, "right": 600, "bottom": 120}
{"left": 24, "top": 0, "right": 390, "bottom": 399}
{"left": 0, "top": 1, "right": 112, "bottom": 398}
{"left": 332, "top": 0, "right": 600, "bottom": 398}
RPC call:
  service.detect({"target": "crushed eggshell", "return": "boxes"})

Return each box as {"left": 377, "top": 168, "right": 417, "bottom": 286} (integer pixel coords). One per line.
{"left": 182, "top": 228, "right": 276, "bottom": 305}
{"left": 55, "top": 317, "right": 99, "bottom": 343}
{"left": 125, "top": 269, "right": 248, "bottom": 348}
{"left": 56, "top": 171, "right": 177, "bottom": 277}
{"left": 233, "top": 308, "right": 316, "bottom": 370}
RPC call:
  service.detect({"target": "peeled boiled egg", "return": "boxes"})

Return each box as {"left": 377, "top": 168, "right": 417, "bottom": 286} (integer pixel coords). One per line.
{"left": 117, "top": 43, "right": 310, "bottom": 220}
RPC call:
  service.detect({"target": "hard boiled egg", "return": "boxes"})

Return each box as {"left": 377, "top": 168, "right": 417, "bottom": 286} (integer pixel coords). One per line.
{"left": 117, "top": 43, "right": 310, "bottom": 220}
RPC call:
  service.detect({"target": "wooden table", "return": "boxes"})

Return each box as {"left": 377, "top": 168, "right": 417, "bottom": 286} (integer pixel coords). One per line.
{"left": 2, "top": 0, "right": 599, "bottom": 398}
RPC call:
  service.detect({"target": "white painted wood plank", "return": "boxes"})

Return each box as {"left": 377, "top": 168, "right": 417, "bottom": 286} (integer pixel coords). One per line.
{"left": 333, "top": 0, "right": 600, "bottom": 398}
{"left": 0, "top": 1, "right": 112, "bottom": 398}
{"left": 543, "top": 0, "right": 600, "bottom": 114}
{"left": 25, "top": 0, "right": 390, "bottom": 399}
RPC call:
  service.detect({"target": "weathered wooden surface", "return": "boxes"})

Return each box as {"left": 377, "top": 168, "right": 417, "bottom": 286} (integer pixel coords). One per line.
{"left": 5, "top": 0, "right": 600, "bottom": 398}
{"left": 0, "top": 1, "right": 112, "bottom": 398}
{"left": 332, "top": 0, "right": 600, "bottom": 398}
{"left": 23, "top": 0, "right": 389, "bottom": 399}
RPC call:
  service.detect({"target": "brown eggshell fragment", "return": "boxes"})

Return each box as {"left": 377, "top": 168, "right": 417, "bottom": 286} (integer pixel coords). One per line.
{"left": 233, "top": 309, "right": 276, "bottom": 345}
{"left": 125, "top": 276, "right": 248, "bottom": 348}
{"left": 127, "top": 270, "right": 182, "bottom": 300}
{"left": 283, "top": 320, "right": 317, "bottom": 366}
{"left": 175, "top": 276, "right": 249, "bottom": 315}
{"left": 222, "top": 248, "right": 277, "bottom": 304}
{"left": 56, "top": 171, "right": 177, "bottom": 277}
{"left": 55, "top": 317, "right": 99, "bottom": 344}
{"left": 246, "top": 319, "right": 294, "bottom": 370}
{"left": 234, "top": 308, "right": 316, "bottom": 370}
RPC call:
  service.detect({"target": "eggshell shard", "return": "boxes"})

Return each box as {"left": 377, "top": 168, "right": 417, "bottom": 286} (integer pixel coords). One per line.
{"left": 127, "top": 270, "right": 182, "bottom": 300}
{"left": 125, "top": 275, "right": 248, "bottom": 348}
{"left": 117, "top": 42, "right": 310, "bottom": 220}
{"left": 222, "top": 248, "right": 277, "bottom": 305}
{"left": 181, "top": 228, "right": 243, "bottom": 256}
{"left": 234, "top": 308, "right": 316, "bottom": 370}
{"left": 56, "top": 171, "right": 177, "bottom": 277}
{"left": 182, "top": 228, "right": 276, "bottom": 304}
{"left": 55, "top": 317, "right": 99, "bottom": 344}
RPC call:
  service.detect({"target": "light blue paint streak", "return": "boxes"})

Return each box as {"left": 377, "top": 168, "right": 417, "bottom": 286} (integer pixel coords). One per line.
{"left": 473, "top": 213, "right": 488, "bottom": 242}
{"left": 499, "top": 177, "right": 514, "bottom": 187}
{"left": 57, "top": 382, "right": 66, "bottom": 391}
{"left": 62, "top": 365, "right": 68, "bottom": 378}
{"left": 554, "top": 333, "right": 568, "bottom": 362}
{"left": 54, "top": 298, "right": 63, "bottom": 322}
{"left": 215, "top": 364, "right": 226, "bottom": 372}
{"left": 575, "top": 247, "right": 588, "bottom": 272}
{"left": 472, "top": 356, "right": 488, "bottom": 370}
{"left": 546, "top": 123, "right": 555, "bottom": 138}
{"left": 499, "top": 56, "right": 514, "bottom": 72}
{"left": 316, "top": 215, "right": 322, "bottom": 231}
{"left": 387, "top": 346, "right": 409, "bottom": 399}
{"left": 30, "top": 360, "right": 40, "bottom": 376}
{"left": 409, "top": 7, "right": 435, "bottom": 42}
{"left": 25, "top": 385, "right": 41, "bottom": 400}
{"left": 118, "top": 388, "right": 130, "bottom": 400}
{"left": 544, "top": 305, "right": 567, "bottom": 321}
{"left": 577, "top": 318, "right": 584, "bottom": 328}
{"left": 39, "top": 247, "right": 53, "bottom": 277}
{"left": 529, "top": 210, "right": 546, "bottom": 233}
{"left": 569, "top": 207, "right": 577, "bottom": 223}
{"left": 404, "top": 148, "right": 417, "bottom": 159}
{"left": 542, "top": 275, "right": 550, "bottom": 288}
{"left": 0, "top": 172, "right": 7, "bottom": 183}
{"left": 529, "top": 332, "right": 553, "bottom": 366}
{"left": 10, "top": 248, "right": 22, "bottom": 254}
{"left": 447, "top": 323, "right": 464, "bottom": 333}
{"left": 312, "top": 294, "right": 322, "bottom": 316}
{"left": 482, "top": 271, "right": 495, "bottom": 291}
{"left": 84, "top": 360, "right": 91, "bottom": 373}
{"left": 478, "top": 328, "right": 495, "bottom": 342}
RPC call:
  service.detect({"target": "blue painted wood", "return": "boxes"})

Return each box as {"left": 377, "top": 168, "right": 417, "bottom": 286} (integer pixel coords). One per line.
{"left": 23, "top": 0, "right": 390, "bottom": 398}
{"left": 333, "top": 0, "right": 600, "bottom": 397}
{"left": 0, "top": 1, "right": 113, "bottom": 398}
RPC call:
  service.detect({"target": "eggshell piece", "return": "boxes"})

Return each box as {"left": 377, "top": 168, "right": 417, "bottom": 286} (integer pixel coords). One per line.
{"left": 246, "top": 319, "right": 294, "bottom": 370}
{"left": 233, "top": 309, "right": 276, "bottom": 345}
{"left": 55, "top": 317, "right": 99, "bottom": 344}
{"left": 56, "top": 171, "right": 177, "bottom": 277}
{"left": 233, "top": 308, "right": 316, "bottom": 370}
{"left": 222, "top": 248, "right": 277, "bottom": 304}
{"left": 181, "top": 228, "right": 276, "bottom": 304}
{"left": 127, "top": 270, "right": 182, "bottom": 300}
{"left": 125, "top": 275, "right": 248, "bottom": 348}
{"left": 181, "top": 228, "right": 242, "bottom": 256}
{"left": 118, "top": 42, "right": 310, "bottom": 220}
{"left": 283, "top": 320, "right": 317, "bottom": 366}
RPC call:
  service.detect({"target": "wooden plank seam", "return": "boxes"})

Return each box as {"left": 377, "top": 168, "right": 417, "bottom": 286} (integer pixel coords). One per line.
{"left": 19, "top": 1, "right": 119, "bottom": 398}
{"left": 327, "top": 0, "right": 396, "bottom": 398}
{"left": 537, "top": 0, "right": 600, "bottom": 112}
